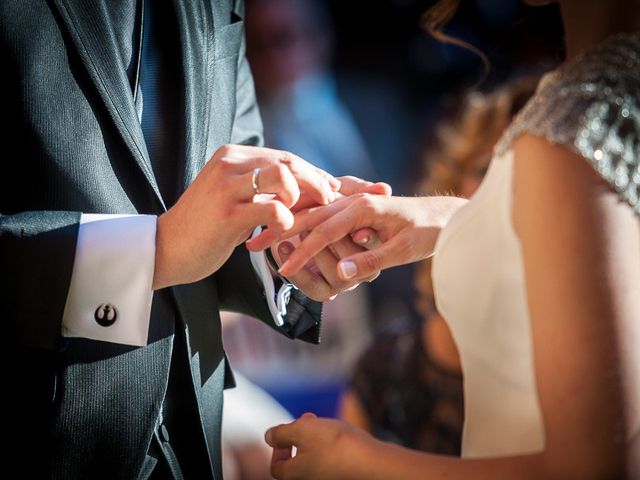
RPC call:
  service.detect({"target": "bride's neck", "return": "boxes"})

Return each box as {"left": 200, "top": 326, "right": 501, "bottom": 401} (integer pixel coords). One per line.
{"left": 560, "top": 0, "right": 640, "bottom": 61}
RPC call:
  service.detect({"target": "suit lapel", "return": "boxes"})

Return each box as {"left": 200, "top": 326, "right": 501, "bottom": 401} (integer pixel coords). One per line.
{"left": 173, "top": 0, "right": 213, "bottom": 191}
{"left": 51, "top": 0, "right": 166, "bottom": 210}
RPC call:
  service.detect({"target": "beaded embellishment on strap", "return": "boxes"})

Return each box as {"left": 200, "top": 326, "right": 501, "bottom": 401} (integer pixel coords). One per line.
{"left": 495, "top": 32, "right": 640, "bottom": 215}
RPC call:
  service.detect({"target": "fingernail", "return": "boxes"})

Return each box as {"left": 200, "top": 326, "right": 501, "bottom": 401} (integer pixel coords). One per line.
{"left": 278, "top": 242, "right": 293, "bottom": 260}
{"left": 338, "top": 260, "right": 357, "bottom": 279}
{"left": 265, "top": 429, "right": 272, "bottom": 444}
{"left": 329, "top": 177, "right": 341, "bottom": 190}
{"left": 358, "top": 236, "right": 370, "bottom": 245}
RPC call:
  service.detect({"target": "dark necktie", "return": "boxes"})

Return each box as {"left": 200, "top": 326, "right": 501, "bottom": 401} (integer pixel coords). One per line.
{"left": 139, "top": 0, "right": 181, "bottom": 205}
{"left": 138, "top": 3, "right": 206, "bottom": 479}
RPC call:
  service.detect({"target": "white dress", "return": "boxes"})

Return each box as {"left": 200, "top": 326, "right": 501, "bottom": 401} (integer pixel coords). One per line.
{"left": 432, "top": 32, "right": 640, "bottom": 458}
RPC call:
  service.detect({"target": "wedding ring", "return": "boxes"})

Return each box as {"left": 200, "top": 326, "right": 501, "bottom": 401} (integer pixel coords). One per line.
{"left": 251, "top": 167, "right": 261, "bottom": 194}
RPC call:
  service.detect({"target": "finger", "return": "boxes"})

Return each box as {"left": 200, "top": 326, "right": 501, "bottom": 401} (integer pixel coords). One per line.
{"left": 365, "top": 182, "right": 393, "bottom": 196}
{"left": 305, "top": 247, "right": 343, "bottom": 288}
{"left": 277, "top": 151, "right": 339, "bottom": 205}
{"left": 237, "top": 201, "right": 294, "bottom": 236}
{"left": 289, "top": 179, "right": 391, "bottom": 213}
{"left": 245, "top": 227, "right": 277, "bottom": 252}
{"left": 286, "top": 262, "right": 337, "bottom": 302}
{"left": 336, "top": 236, "right": 409, "bottom": 282}
{"left": 254, "top": 164, "right": 301, "bottom": 207}
{"left": 278, "top": 204, "right": 373, "bottom": 277}
{"left": 271, "top": 240, "right": 334, "bottom": 301}
{"left": 243, "top": 146, "right": 341, "bottom": 191}
{"left": 242, "top": 147, "right": 340, "bottom": 202}
{"left": 253, "top": 199, "right": 352, "bottom": 251}
{"left": 338, "top": 176, "right": 393, "bottom": 197}
{"left": 296, "top": 230, "right": 343, "bottom": 283}
{"left": 351, "top": 228, "right": 381, "bottom": 249}
{"left": 271, "top": 454, "right": 299, "bottom": 480}
{"left": 270, "top": 444, "right": 299, "bottom": 480}
{"left": 291, "top": 191, "right": 332, "bottom": 212}
{"left": 327, "top": 235, "right": 366, "bottom": 259}
{"left": 234, "top": 163, "right": 300, "bottom": 207}
{"left": 271, "top": 446, "right": 293, "bottom": 463}
{"left": 286, "top": 197, "right": 356, "bottom": 238}
{"left": 222, "top": 148, "right": 338, "bottom": 206}
{"left": 265, "top": 421, "right": 299, "bottom": 449}
{"left": 313, "top": 237, "right": 373, "bottom": 293}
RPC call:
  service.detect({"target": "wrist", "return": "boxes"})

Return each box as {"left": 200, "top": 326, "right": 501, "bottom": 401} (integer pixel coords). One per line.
{"left": 153, "top": 212, "right": 180, "bottom": 289}
{"left": 340, "top": 430, "right": 384, "bottom": 480}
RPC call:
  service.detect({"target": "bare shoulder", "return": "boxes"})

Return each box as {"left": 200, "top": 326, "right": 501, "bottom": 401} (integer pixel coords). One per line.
{"left": 512, "top": 134, "right": 638, "bottom": 237}
{"left": 512, "top": 133, "right": 640, "bottom": 479}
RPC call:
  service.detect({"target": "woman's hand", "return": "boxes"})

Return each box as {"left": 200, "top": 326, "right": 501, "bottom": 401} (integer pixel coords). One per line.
{"left": 277, "top": 195, "right": 467, "bottom": 284}
{"left": 153, "top": 144, "right": 340, "bottom": 289}
{"left": 265, "top": 413, "right": 379, "bottom": 480}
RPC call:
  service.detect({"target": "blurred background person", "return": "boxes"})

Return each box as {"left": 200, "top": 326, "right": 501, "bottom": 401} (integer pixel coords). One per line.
{"left": 221, "top": 0, "right": 376, "bottom": 422}
{"left": 245, "top": 0, "right": 377, "bottom": 179}
{"left": 339, "top": 77, "right": 538, "bottom": 455}
{"left": 220, "top": 0, "right": 563, "bottom": 477}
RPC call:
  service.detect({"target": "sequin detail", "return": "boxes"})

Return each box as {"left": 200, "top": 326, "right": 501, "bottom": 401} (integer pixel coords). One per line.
{"left": 495, "top": 32, "right": 640, "bottom": 215}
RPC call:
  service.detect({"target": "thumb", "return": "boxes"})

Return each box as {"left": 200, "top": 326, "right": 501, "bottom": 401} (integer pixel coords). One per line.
{"left": 265, "top": 420, "right": 299, "bottom": 449}
{"left": 336, "top": 238, "right": 406, "bottom": 281}
{"left": 362, "top": 182, "right": 392, "bottom": 197}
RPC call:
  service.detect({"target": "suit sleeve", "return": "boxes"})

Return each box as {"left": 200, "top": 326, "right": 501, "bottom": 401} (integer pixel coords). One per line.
{"left": 1, "top": 211, "right": 80, "bottom": 349}
{"left": 218, "top": 13, "right": 322, "bottom": 344}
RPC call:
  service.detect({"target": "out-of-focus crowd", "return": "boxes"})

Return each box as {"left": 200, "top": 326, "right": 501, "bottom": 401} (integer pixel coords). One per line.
{"left": 220, "top": 1, "right": 562, "bottom": 478}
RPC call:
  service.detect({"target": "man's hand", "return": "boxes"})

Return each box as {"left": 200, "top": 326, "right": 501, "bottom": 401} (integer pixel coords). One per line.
{"left": 152, "top": 144, "right": 340, "bottom": 290}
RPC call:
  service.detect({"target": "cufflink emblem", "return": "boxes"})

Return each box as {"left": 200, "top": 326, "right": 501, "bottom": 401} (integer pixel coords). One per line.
{"left": 95, "top": 303, "right": 118, "bottom": 327}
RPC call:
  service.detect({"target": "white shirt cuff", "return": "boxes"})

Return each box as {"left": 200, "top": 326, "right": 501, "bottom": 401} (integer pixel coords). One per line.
{"left": 62, "top": 214, "right": 156, "bottom": 346}
{"left": 248, "top": 226, "right": 294, "bottom": 327}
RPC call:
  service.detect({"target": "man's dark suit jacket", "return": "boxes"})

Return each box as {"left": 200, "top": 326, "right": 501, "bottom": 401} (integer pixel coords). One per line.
{"left": 0, "top": 1, "right": 321, "bottom": 478}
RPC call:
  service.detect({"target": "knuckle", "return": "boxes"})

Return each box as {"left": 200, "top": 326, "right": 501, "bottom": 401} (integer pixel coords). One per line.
{"left": 394, "top": 235, "right": 413, "bottom": 258}
{"left": 362, "top": 251, "right": 380, "bottom": 273}
{"left": 358, "top": 194, "right": 377, "bottom": 212}
{"left": 224, "top": 204, "right": 241, "bottom": 222}
{"left": 217, "top": 143, "right": 232, "bottom": 157}
{"left": 278, "top": 149, "right": 294, "bottom": 165}
{"left": 314, "top": 223, "right": 333, "bottom": 243}
{"left": 216, "top": 156, "right": 233, "bottom": 171}
{"left": 274, "top": 163, "right": 290, "bottom": 183}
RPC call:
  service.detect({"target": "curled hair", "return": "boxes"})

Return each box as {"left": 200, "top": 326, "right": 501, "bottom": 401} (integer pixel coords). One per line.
{"left": 414, "top": 76, "right": 538, "bottom": 318}
{"left": 422, "top": 0, "right": 490, "bottom": 83}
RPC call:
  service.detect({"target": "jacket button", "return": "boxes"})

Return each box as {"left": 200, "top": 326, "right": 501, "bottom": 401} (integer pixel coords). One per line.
{"left": 94, "top": 303, "right": 118, "bottom": 327}
{"left": 159, "top": 424, "right": 170, "bottom": 443}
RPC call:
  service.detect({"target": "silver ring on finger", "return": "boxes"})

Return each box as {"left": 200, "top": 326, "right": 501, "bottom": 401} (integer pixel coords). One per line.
{"left": 251, "top": 167, "right": 261, "bottom": 195}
